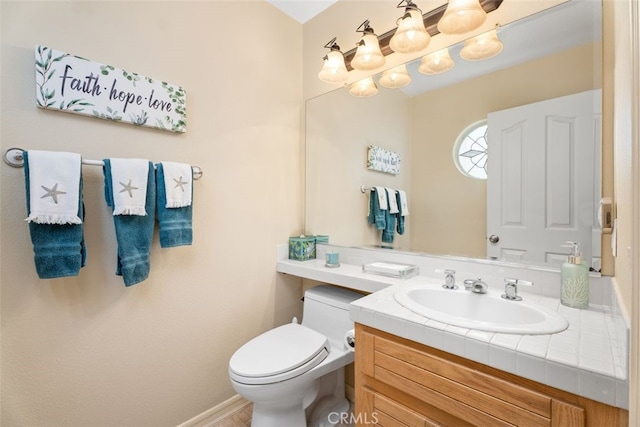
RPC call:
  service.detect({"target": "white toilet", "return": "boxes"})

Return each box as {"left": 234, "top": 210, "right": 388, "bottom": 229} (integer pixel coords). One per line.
{"left": 228, "top": 285, "right": 362, "bottom": 427}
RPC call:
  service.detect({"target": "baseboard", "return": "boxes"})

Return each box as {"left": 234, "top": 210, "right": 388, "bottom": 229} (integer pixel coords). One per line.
{"left": 177, "top": 394, "right": 251, "bottom": 427}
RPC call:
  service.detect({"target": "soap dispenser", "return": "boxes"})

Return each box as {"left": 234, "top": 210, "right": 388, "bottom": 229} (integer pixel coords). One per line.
{"left": 560, "top": 241, "right": 589, "bottom": 309}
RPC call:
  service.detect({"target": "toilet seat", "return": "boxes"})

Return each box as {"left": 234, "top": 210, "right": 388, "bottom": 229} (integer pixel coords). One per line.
{"left": 229, "top": 323, "right": 329, "bottom": 385}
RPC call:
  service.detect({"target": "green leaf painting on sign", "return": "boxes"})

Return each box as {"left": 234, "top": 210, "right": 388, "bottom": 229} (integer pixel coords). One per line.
{"left": 35, "top": 45, "right": 186, "bottom": 133}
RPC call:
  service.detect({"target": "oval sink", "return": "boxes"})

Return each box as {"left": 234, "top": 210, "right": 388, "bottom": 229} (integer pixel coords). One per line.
{"left": 394, "top": 285, "right": 568, "bottom": 334}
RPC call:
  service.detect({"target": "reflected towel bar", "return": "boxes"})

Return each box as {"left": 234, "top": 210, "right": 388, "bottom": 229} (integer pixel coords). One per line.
{"left": 3, "top": 147, "right": 203, "bottom": 180}
{"left": 361, "top": 185, "right": 397, "bottom": 194}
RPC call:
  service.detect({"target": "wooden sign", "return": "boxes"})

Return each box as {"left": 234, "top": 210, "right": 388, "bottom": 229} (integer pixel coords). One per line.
{"left": 367, "top": 145, "right": 401, "bottom": 175}
{"left": 35, "top": 45, "right": 186, "bottom": 133}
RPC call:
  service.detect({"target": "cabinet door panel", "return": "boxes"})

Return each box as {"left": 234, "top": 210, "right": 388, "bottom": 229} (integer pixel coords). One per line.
{"left": 376, "top": 333, "right": 551, "bottom": 418}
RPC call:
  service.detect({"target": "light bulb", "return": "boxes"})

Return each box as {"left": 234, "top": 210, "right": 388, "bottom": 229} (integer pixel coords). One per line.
{"left": 437, "top": 0, "right": 487, "bottom": 35}
{"left": 390, "top": 6, "right": 430, "bottom": 53}
{"left": 349, "top": 77, "right": 378, "bottom": 97}
{"left": 418, "top": 48, "right": 455, "bottom": 75}
{"left": 379, "top": 65, "right": 412, "bottom": 88}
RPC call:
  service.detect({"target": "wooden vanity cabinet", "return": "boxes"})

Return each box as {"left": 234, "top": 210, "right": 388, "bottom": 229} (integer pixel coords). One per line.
{"left": 355, "top": 324, "right": 628, "bottom": 427}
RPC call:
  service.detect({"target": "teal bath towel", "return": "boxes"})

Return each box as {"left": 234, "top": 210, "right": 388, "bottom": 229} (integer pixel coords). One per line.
{"left": 103, "top": 159, "right": 155, "bottom": 286}
{"left": 23, "top": 151, "right": 86, "bottom": 278}
{"left": 367, "top": 188, "right": 386, "bottom": 230}
{"left": 155, "top": 163, "right": 193, "bottom": 248}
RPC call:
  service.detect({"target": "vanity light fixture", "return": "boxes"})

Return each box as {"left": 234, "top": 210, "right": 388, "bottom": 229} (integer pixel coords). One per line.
{"left": 418, "top": 47, "right": 455, "bottom": 75}
{"left": 317, "top": 37, "right": 349, "bottom": 84}
{"left": 379, "top": 64, "right": 412, "bottom": 88}
{"left": 389, "top": 0, "right": 430, "bottom": 54}
{"left": 460, "top": 26, "right": 503, "bottom": 61}
{"left": 437, "top": 0, "right": 487, "bottom": 35}
{"left": 349, "top": 76, "right": 378, "bottom": 97}
{"left": 351, "top": 20, "right": 386, "bottom": 71}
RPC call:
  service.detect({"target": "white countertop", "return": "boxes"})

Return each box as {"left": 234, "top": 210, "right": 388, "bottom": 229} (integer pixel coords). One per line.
{"left": 277, "top": 256, "right": 629, "bottom": 409}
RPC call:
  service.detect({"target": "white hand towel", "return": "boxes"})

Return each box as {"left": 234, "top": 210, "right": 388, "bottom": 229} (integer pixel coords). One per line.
{"left": 25, "top": 150, "right": 82, "bottom": 224}
{"left": 373, "top": 186, "right": 388, "bottom": 210}
{"left": 159, "top": 161, "right": 192, "bottom": 208}
{"left": 398, "top": 190, "right": 409, "bottom": 216}
{"left": 386, "top": 188, "right": 399, "bottom": 214}
{"left": 109, "top": 158, "right": 150, "bottom": 216}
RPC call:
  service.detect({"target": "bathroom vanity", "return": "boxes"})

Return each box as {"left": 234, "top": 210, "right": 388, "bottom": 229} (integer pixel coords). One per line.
{"left": 355, "top": 325, "right": 626, "bottom": 426}
{"left": 277, "top": 244, "right": 629, "bottom": 426}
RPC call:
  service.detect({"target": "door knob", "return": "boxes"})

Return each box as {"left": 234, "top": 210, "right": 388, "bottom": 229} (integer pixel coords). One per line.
{"left": 488, "top": 234, "right": 500, "bottom": 243}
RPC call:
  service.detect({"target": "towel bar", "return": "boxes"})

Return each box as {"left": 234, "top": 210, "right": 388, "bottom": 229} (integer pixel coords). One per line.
{"left": 3, "top": 147, "right": 203, "bottom": 180}
{"left": 361, "top": 185, "right": 397, "bottom": 194}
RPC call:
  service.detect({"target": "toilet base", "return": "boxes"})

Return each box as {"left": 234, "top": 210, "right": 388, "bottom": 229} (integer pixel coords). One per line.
{"left": 246, "top": 368, "right": 350, "bottom": 427}
{"left": 251, "top": 400, "right": 307, "bottom": 427}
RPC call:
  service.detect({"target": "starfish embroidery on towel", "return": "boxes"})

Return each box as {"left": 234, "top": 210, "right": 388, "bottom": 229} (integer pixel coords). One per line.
{"left": 119, "top": 179, "right": 139, "bottom": 198}
{"left": 40, "top": 183, "right": 66, "bottom": 204}
{"left": 173, "top": 176, "right": 188, "bottom": 192}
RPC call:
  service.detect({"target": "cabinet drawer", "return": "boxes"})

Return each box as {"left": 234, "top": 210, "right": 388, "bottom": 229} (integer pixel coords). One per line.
{"left": 369, "top": 334, "right": 555, "bottom": 426}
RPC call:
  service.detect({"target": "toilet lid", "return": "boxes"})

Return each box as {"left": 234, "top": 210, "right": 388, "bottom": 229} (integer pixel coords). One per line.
{"left": 229, "top": 323, "right": 328, "bottom": 385}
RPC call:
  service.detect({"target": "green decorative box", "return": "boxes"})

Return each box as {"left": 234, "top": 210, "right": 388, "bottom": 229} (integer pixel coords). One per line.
{"left": 289, "top": 235, "right": 316, "bottom": 261}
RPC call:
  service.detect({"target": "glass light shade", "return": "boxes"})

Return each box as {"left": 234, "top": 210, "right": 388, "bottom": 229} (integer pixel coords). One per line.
{"left": 318, "top": 50, "right": 348, "bottom": 83}
{"left": 351, "top": 33, "right": 385, "bottom": 71}
{"left": 389, "top": 8, "right": 430, "bottom": 53}
{"left": 379, "top": 65, "right": 412, "bottom": 88}
{"left": 460, "top": 29, "right": 503, "bottom": 61}
{"left": 349, "top": 77, "right": 378, "bottom": 97}
{"left": 437, "top": 0, "right": 487, "bottom": 35}
{"left": 418, "top": 48, "right": 455, "bottom": 75}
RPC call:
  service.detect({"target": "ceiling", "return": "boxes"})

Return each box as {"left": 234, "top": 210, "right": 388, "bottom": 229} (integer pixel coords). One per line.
{"left": 266, "top": 0, "right": 337, "bottom": 23}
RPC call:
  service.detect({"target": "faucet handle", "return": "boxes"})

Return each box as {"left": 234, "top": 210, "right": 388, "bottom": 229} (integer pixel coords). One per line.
{"left": 442, "top": 269, "right": 458, "bottom": 290}
{"left": 501, "top": 278, "right": 532, "bottom": 301}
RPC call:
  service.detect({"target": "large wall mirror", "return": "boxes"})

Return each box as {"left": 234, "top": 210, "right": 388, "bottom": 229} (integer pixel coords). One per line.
{"left": 305, "top": 0, "right": 608, "bottom": 273}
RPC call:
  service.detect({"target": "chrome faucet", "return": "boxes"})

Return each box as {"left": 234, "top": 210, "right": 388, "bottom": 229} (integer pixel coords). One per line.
{"left": 470, "top": 278, "right": 488, "bottom": 294}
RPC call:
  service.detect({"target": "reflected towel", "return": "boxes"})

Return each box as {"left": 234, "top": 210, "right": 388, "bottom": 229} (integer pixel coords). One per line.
{"left": 396, "top": 192, "right": 405, "bottom": 235}
{"left": 24, "top": 151, "right": 86, "bottom": 278}
{"left": 386, "top": 188, "right": 399, "bottom": 214}
{"left": 103, "top": 159, "right": 155, "bottom": 286}
{"left": 397, "top": 190, "right": 409, "bottom": 216}
{"left": 367, "top": 188, "right": 386, "bottom": 230}
{"left": 156, "top": 162, "right": 193, "bottom": 248}
{"left": 382, "top": 207, "right": 396, "bottom": 244}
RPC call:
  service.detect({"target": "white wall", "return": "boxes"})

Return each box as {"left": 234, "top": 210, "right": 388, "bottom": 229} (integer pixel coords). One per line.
{"left": 0, "top": 2, "right": 303, "bottom": 426}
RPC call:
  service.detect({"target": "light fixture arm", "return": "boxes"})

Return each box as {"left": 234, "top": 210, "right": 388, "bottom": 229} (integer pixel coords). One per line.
{"left": 323, "top": 37, "right": 340, "bottom": 51}
{"left": 356, "top": 20, "right": 375, "bottom": 35}
{"left": 341, "top": 0, "right": 503, "bottom": 71}
{"left": 397, "top": 0, "right": 420, "bottom": 12}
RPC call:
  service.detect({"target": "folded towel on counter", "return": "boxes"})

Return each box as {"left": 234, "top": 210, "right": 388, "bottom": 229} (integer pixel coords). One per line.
{"left": 107, "top": 158, "right": 150, "bottom": 216}
{"left": 23, "top": 150, "right": 86, "bottom": 278}
{"left": 103, "top": 159, "right": 155, "bottom": 286}
{"left": 367, "top": 187, "right": 386, "bottom": 230}
{"left": 386, "top": 188, "right": 399, "bottom": 214}
{"left": 156, "top": 162, "right": 193, "bottom": 248}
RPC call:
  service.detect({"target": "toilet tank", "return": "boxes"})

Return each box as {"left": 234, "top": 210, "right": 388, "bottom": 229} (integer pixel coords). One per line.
{"left": 302, "top": 285, "right": 362, "bottom": 342}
